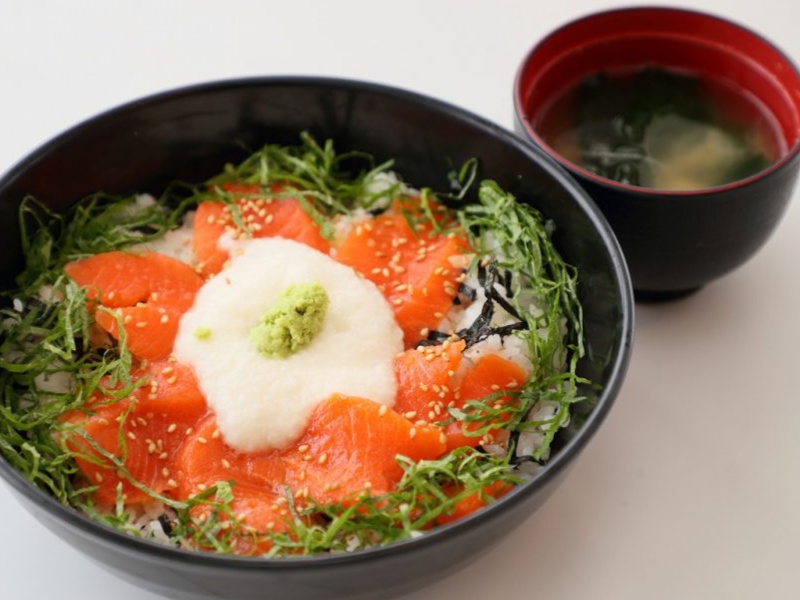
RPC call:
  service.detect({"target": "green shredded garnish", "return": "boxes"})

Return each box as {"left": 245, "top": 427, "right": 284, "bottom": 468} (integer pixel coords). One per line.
{"left": 195, "top": 131, "right": 400, "bottom": 240}
{"left": 453, "top": 179, "right": 587, "bottom": 460}
{"left": 0, "top": 133, "right": 587, "bottom": 557}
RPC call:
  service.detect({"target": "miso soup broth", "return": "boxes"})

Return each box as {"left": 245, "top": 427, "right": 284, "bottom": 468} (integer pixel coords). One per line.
{"left": 535, "top": 67, "right": 785, "bottom": 191}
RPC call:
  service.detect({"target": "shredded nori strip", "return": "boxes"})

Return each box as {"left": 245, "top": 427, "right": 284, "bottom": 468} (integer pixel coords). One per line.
{"left": 420, "top": 262, "right": 528, "bottom": 348}
{"left": 158, "top": 513, "right": 174, "bottom": 536}
{"left": 487, "top": 283, "right": 523, "bottom": 322}
{"left": 509, "top": 454, "right": 546, "bottom": 466}
{"left": 457, "top": 282, "right": 477, "bottom": 302}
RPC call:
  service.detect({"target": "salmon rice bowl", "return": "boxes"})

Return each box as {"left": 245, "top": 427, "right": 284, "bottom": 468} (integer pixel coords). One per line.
{"left": 0, "top": 133, "right": 586, "bottom": 557}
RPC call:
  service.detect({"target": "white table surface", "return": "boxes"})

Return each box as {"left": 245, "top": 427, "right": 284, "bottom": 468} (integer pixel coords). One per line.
{"left": 1, "top": 0, "right": 799, "bottom": 598}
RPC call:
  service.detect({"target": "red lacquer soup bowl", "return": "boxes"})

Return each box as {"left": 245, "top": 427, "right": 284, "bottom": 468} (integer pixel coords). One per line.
{"left": 514, "top": 7, "right": 800, "bottom": 300}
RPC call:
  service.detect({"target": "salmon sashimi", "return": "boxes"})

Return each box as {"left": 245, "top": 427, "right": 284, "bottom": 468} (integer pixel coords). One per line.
{"left": 65, "top": 251, "right": 203, "bottom": 361}
{"left": 59, "top": 360, "right": 207, "bottom": 505}
{"left": 393, "top": 340, "right": 464, "bottom": 426}
{"left": 445, "top": 354, "right": 527, "bottom": 449}
{"left": 174, "top": 395, "right": 448, "bottom": 536}
{"left": 394, "top": 342, "right": 527, "bottom": 450}
{"left": 335, "top": 212, "right": 469, "bottom": 346}
{"left": 214, "top": 489, "right": 296, "bottom": 555}
{"left": 435, "top": 480, "right": 512, "bottom": 526}
{"left": 174, "top": 413, "right": 287, "bottom": 500}
{"left": 280, "top": 394, "right": 447, "bottom": 506}
{"left": 173, "top": 413, "right": 293, "bottom": 554}
{"left": 193, "top": 183, "right": 331, "bottom": 277}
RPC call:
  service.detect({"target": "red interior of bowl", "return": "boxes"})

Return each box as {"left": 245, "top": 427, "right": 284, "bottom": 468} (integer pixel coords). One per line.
{"left": 515, "top": 7, "right": 800, "bottom": 190}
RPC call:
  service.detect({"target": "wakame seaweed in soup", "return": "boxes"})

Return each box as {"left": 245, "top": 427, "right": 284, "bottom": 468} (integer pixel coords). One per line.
{"left": 537, "top": 67, "right": 784, "bottom": 190}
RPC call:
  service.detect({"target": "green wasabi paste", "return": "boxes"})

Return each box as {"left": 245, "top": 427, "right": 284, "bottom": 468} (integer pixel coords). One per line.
{"left": 194, "top": 326, "right": 213, "bottom": 341}
{"left": 250, "top": 282, "right": 329, "bottom": 358}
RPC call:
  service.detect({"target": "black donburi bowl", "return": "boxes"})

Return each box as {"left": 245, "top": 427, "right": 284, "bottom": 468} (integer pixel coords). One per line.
{"left": 0, "top": 77, "right": 634, "bottom": 600}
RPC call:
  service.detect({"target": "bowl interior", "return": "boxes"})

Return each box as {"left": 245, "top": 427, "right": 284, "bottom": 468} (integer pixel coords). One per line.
{"left": 0, "top": 78, "right": 633, "bottom": 599}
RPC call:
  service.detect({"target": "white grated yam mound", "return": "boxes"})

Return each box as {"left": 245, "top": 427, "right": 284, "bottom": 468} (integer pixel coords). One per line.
{"left": 173, "top": 238, "right": 403, "bottom": 452}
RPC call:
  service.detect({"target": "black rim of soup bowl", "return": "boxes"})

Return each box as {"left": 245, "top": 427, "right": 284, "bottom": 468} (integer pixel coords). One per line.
{"left": 513, "top": 6, "right": 800, "bottom": 299}
{"left": 0, "top": 77, "right": 635, "bottom": 600}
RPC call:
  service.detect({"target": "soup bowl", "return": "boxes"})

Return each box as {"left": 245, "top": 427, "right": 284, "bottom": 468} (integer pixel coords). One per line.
{"left": 514, "top": 6, "right": 800, "bottom": 300}
{"left": 0, "top": 77, "right": 633, "bottom": 600}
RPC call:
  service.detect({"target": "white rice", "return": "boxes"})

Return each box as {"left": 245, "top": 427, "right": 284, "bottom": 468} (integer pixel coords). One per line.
{"left": 124, "top": 502, "right": 177, "bottom": 544}
{"left": 33, "top": 369, "right": 73, "bottom": 396}
{"left": 128, "top": 207, "right": 197, "bottom": 265}
{"left": 330, "top": 208, "right": 372, "bottom": 249}
{"left": 362, "top": 171, "right": 407, "bottom": 208}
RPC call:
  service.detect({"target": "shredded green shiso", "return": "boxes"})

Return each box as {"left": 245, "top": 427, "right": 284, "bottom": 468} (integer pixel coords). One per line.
{"left": 0, "top": 133, "right": 587, "bottom": 556}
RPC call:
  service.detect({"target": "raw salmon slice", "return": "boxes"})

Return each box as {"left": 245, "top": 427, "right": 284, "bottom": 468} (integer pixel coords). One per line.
{"left": 393, "top": 340, "right": 464, "bottom": 426}
{"left": 173, "top": 413, "right": 293, "bottom": 555}
{"left": 65, "top": 251, "right": 203, "bottom": 361}
{"left": 173, "top": 395, "right": 448, "bottom": 537}
{"left": 173, "top": 413, "right": 287, "bottom": 500}
{"left": 280, "top": 394, "right": 447, "bottom": 506}
{"left": 59, "top": 360, "right": 207, "bottom": 505}
{"left": 445, "top": 353, "right": 527, "bottom": 449}
{"left": 435, "top": 480, "right": 511, "bottom": 525}
{"left": 335, "top": 211, "right": 468, "bottom": 346}
{"left": 193, "top": 183, "right": 330, "bottom": 277}
{"left": 394, "top": 342, "right": 527, "bottom": 450}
